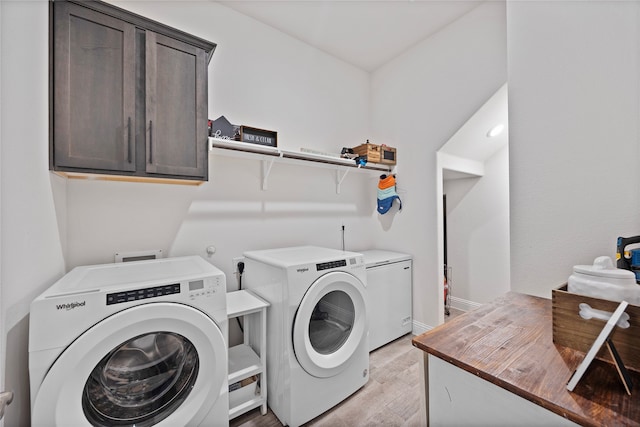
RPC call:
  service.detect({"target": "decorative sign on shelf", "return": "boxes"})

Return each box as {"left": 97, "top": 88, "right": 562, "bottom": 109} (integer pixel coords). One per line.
{"left": 209, "top": 115, "right": 239, "bottom": 140}
{"left": 239, "top": 126, "right": 278, "bottom": 148}
{"left": 209, "top": 116, "right": 277, "bottom": 148}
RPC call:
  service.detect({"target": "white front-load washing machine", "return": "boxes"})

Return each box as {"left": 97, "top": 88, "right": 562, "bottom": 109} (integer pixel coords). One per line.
{"left": 242, "top": 246, "right": 368, "bottom": 427}
{"left": 29, "top": 256, "right": 229, "bottom": 427}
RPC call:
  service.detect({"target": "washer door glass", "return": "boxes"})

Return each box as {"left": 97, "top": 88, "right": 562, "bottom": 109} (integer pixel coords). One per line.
{"left": 309, "top": 290, "right": 355, "bottom": 355}
{"left": 83, "top": 332, "right": 198, "bottom": 426}
{"left": 293, "top": 271, "right": 367, "bottom": 378}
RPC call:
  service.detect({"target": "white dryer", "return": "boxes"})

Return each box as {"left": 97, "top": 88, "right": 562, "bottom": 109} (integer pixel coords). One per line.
{"left": 29, "top": 256, "right": 229, "bottom": 427}
{"left": 242, "top": 246, "right": 368, "bottom": 427}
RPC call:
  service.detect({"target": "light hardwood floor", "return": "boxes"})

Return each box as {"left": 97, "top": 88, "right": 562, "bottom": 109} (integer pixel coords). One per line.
{"left": 230, "top": 333, "right": 423, "bottom": 427}
{"left": 444, "top": 307, "right": 464, "bottom": 323}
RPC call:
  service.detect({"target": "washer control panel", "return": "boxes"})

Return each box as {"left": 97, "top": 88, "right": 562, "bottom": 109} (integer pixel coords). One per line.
{"left": 106, "top": 283, "right": 180, "bottom": 305}
{"left": 316, "top": 259, "right": 347, "bottom": 271}
{"left": 106, "top": 274, "right": 223, "bottom": 305}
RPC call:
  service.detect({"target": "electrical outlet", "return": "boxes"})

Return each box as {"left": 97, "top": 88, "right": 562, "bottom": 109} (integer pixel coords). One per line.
{"left": 232, "top": 256, "right": 245, "bottom": 273}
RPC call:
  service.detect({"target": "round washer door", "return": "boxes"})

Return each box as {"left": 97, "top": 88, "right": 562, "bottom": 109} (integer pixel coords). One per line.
{"left": 32, "top": 303, "right": 227, "bottom": 426}
{"left": 292, "top": 271, "right": 367, "bottom": 378}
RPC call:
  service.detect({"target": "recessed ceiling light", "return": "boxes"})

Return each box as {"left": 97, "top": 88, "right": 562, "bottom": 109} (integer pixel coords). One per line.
{"left": 487, "top": 124, "right": 504, "bottom": 138}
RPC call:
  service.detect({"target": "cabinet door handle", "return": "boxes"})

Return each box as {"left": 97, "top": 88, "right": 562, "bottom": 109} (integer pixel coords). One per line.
{"left": 149, "top": 120, "right": 153, "bottom": 164}
{"left": 127, "top": 117, "right": 132, "bottom": 163}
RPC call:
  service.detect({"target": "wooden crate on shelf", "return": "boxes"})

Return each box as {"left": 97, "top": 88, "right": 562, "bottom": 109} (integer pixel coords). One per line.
{"left": 352, "top": 142, "right": 381, "bottom": 163}
{"left": 352, "top": 142, "right": 396, "bottom": 165}
{"left": 552, "top": 283, "right": 640, "bottom": 371}
{"left": 379, "top": 145, "right": 397, "bottom": 165}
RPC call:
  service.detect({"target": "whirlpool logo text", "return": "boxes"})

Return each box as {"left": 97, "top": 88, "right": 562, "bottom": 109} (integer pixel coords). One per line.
{"left": 56, "top": 301, "right": 86, "bottom": 311}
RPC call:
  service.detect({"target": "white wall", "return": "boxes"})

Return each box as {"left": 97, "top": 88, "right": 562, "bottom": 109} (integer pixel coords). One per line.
{"left": 67, "top": 157, "right": 381, "bottom": 283}
{"left": 371, "top": 2, "right": 507, "bottom": 328}
{"left": 444, "top": 145, "right": 510, "bottom": 306}
{"left": 507, "top": 1, "right": 640, "bottom": 297}
{"left": 0, "top": 1, "right": 67, "bottom": 425}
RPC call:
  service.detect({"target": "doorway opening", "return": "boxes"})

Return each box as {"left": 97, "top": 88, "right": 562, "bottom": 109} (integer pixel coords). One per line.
{"left": 436, "top": 84, "right": 510, "bottom": 325}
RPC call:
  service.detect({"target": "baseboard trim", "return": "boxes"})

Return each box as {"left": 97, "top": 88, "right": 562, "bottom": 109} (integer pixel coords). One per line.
{"left": 450, "top": 296, "right": 482, "bottom": 312}
{"left": 411, "top": 297, "right": 482, "bottom": 335}
{"left": 412, "top": 320, "right": 432, "bottom": 336}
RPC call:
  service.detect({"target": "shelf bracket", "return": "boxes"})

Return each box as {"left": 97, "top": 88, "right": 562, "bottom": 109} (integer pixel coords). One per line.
{"left": 261, "top": 158, "right": 276, "bottom": 191}
{"left": 336, "top": 169, "right": 350, "bottom": 194}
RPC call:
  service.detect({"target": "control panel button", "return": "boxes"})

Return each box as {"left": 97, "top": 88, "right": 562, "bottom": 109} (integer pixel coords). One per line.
{"left": 106, "top": 283, "right": 181, "bottom": 305}
{"left": 316, "top": 259, "right": 347, "bottom": 271}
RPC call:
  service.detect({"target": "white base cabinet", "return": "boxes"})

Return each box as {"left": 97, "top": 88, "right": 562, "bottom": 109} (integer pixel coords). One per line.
{"left": 427, "top": 355, "right": 578, "bottom": 426}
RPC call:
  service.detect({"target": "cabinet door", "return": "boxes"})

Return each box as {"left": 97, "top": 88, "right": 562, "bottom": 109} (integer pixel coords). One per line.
{"left": 145, "top": 32, "right": 208, "bottom": 179}
{"left": 53, "top": 2, "right": 136, "bottom": 172}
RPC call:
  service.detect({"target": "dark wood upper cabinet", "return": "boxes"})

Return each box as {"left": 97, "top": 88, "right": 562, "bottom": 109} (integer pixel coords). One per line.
{"left": 145, "top": 32, "right": 208, "bottom": 178}
{"left": 50, "top": 0, "right": 216, "bottom": 183}
{"left": 53, "top": 2, "right": 136, "bottom": 172}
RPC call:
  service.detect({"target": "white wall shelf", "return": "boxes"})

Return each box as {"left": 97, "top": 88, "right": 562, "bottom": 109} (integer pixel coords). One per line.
{"left": 226, "top": 290, "right": 270, "bottom": 420}
{"left": 209, "top": 137, "right": 392, "bottom": 193}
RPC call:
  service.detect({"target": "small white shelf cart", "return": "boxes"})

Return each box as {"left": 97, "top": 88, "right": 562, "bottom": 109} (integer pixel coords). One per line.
{"left": 226, "top": 290, "right": 270, "bottom": 420}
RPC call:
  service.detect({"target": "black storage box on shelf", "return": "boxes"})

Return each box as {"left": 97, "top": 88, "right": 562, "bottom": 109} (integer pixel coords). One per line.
{"left": 238, "top": 126, "right": 277, "bottom": 148}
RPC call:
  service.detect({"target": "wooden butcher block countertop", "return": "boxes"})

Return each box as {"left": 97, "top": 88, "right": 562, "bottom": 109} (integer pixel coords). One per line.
{"left": 412, "top": 292, "right": 640, "bottom": 427}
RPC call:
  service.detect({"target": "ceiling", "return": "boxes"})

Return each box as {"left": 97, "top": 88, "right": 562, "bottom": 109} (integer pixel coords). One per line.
{"left": 217, "top": 0, "right": 481, "bottom": 72}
